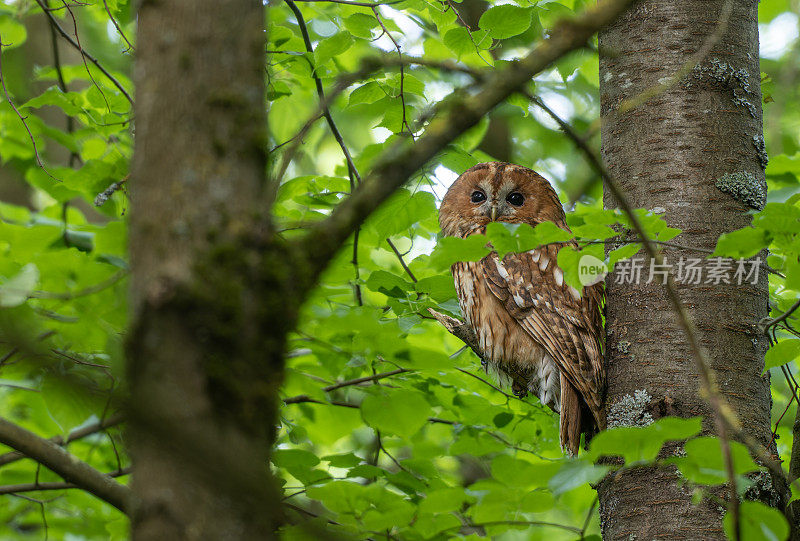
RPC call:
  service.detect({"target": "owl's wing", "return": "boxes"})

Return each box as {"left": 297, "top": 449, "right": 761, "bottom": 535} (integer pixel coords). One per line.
{"left": 481, "top": 243, "right": 605, "bottom": 427}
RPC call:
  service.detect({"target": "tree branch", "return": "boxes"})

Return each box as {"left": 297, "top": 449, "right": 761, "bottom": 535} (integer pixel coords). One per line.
{"left": 0, "top": 412, "right": 124, "bottom": 467}
{"left": 296, "top": 0, "right": 639, "bottom": 284}
{"left": 0, "top": 416, "right": 135, "bottom": 513}
{"left": 427, "top": 308, "right": 481, "bottom": 359}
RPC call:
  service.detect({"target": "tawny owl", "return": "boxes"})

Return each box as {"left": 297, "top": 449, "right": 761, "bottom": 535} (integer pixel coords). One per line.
{"left": 439, "top": 162, "right": 605, "bottom": 454}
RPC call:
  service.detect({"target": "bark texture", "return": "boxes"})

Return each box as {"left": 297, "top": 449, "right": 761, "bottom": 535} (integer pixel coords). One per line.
{"left": 598, "top": 1, "right": 783, "bottom": 538}
{"left": 127, "top": 1, "right": 290, "bottom": 538}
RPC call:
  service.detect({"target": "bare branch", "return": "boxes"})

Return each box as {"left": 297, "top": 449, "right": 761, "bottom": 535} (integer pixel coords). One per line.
{"left": 0, "top": 416, "right": 135, "bottom": 512}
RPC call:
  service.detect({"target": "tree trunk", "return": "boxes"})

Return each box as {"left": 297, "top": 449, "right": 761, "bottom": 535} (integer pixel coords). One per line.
{"left": 598, "top": 0, "right": 785, "bottom": 538}
{"left": 127, "top": 1, "right": 288, "bottom": 538}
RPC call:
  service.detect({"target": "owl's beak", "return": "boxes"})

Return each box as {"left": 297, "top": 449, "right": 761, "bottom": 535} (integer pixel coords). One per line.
{"left": 490, "top": 205, "right": 497, "bottom": 221}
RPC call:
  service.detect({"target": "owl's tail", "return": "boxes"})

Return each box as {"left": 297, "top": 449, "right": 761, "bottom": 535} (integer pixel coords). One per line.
{"left": 559, "top": 374, "right": 602, "bottom": 455}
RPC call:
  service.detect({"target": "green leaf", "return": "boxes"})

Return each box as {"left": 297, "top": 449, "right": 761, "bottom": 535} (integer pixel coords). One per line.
{"left": 322, "top": 453, "right": 362, "bottom": 468}
{"left": 439, "top": 145, "right": 480, "bottom": 173}
{"left": 670, "top": 437, "right": 759, "bottom": 485}
{"left": 712, "top": 227, "right": 770, "bottom": 258}
{"left": 0, "top": 263, "right": 38, "bottom": 307}
{"left": 349, "top": 82, "right": 386, "bottom": 105}
{"left": 343, "top": 13, "right": 376, "bottom": 39}
{"left": 571, "top": 223, "right": 619, "bottom": 240}
{"left": 415, "top": 275, "right": 456, "bottom": 302}
{"left": 365, "top": 270, "right": 413, "bottom": 298}
{"left": 314, "top": 32, "right": 354, "bottom": 68}
{"left": 479, "top": 5, "right": 533, "bottom": 39}
{"left": 41, "top": 374, "right": 104, "bottom": 435}
{"left": 367, "top": 189, "right": 436, "bottom": 238}
{"left": 608, "top": 242, "right": 642, "bottom": 267}
{"left": 0, "top": 14, "right": 27, "bottom": 48}
{"left": 548, "top": 459, "right": 610, "bottom": 495}
{"left": 306, "top": 480, "right": 368, "bottom": 514}
{"left": 361, "top": 389, "right": 432, "bottom": 437}
{"left": 724, "top": 500, "right": 789, "bottom": 541}
{"left": 557, "top": 243, "right": 606, "bottom": 293}
{"left": 765, "top": 152, "right": 800, "bottom": 176}
{"left": 587, "top": 417, "right": 702, "bottom": 463}
{"left": 492, "top": 454, "right": 558, "bottom": 488}
{"left": 419, "top": 487, "right": 473, "bottom": 513}
{"left": 429, "top": 235, "right": 491, "bottom": 270}
{"left": 271, "top": 448, "right": 321, "bottom": 470}
{"left": 753, "top": 203, "right": 800, "bottom": 234}
{"left": 486, "top": 221, "right": 572, "bottom": 259}
{"left": 443, "top": 27, "right": 474, "bottom": 59}
{"left": 765, "top": 339, "right": 800, "bottom": 371}
{"left": 785, "top": 260, "right": 800, "bottom": 291}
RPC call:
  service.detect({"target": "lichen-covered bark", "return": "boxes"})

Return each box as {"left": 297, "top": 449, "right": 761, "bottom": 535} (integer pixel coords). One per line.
{"left": 598, "top": 1, "right": 784, "bottom": 538}
{"left": 127, "top": 1, "right": 290, "bottom": 538}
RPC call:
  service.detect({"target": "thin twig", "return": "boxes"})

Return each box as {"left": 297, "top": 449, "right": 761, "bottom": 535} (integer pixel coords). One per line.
{"left": 580, "top": 495, "right": 599, "bottom": 538}
{"left": 58, "top": 0, "right": 110, "bottom": 111}
{"left": 102, "top": 0, "right": 134, "bottom": 52}
{"left": 44, "top": 0, "right": 80, "bottom": 168}
{"left": 323, "top": 368, "right": 411, "bottom": 392}
{"left": 386, "top": 239, "right": 417, "bottom": 282}
{"left": 293, "top": 0, "right": 401, "bottom": 6}
{"left": 30, "top": 270, "right": 128, "bottom": 301}
{"left": 0, "top": 34, "right": 55, "bottom": 180}
{"left": 443, "top": 520, "right": 582, "bottom": 535}
{"left": 372, "top": 7, "right": 413, "bottom": 135}
{"left": 762, "top": 298, "right": 800, "bottom": 333}
{"left": 0, "top": 467, "right": 131, "bottom": 496}
{"left": 34, "top": 0, "right": 133, "bottom": 105}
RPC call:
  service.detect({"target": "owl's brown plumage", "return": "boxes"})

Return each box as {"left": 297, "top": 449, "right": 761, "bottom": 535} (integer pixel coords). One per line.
{"left": 439, "top": 162, "right": 605, "bottom": 454}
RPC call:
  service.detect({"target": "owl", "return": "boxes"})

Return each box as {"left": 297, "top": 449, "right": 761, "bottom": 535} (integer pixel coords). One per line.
{"left": 439, "top": 162, "right": 605, "bottom": 454}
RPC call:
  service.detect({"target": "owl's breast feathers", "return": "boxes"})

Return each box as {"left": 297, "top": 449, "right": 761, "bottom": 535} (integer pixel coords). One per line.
{"left": 452, "top": 242, "right": 606, "bottom": 436}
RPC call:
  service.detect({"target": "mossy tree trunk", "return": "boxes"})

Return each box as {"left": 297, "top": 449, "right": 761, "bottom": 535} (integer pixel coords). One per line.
{"left": 127, "top": 0, "right": 298, "bottom": 537}
{"left": 598, "top": 0, "right": 785, "bottom": 537}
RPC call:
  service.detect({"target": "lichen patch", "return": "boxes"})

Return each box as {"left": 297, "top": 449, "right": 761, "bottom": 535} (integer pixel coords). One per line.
{"left": 688, "top": 58, "right": 757, "bottom": 118}
{"left": 608, "top": 389, "right": 654, "bottom": 428}
{"left": 715, "top": 171, "right": 766, "bottom": 210}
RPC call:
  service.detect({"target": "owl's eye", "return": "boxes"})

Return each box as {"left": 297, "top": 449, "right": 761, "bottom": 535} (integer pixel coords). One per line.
{"left": 506, "top": 192, "right": 525, "bottom": 206}
{"left": 470, "top": 190, "right": 487, "bottom": 203}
